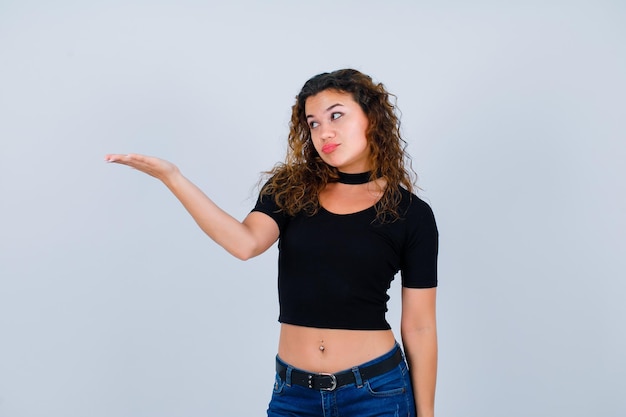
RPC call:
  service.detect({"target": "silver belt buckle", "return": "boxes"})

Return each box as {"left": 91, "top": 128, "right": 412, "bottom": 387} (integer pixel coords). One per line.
{"left": 318, "top": 373, "right": 337, "bottom": 391}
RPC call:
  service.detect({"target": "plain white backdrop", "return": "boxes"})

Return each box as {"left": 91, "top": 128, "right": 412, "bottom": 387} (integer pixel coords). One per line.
{"left": 1, "top": 1, "right": 624, "bottom": 416}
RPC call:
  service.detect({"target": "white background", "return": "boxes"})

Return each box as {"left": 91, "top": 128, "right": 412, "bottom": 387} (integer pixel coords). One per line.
{"left": 1, "top": 1, "right": 624, "bottom": 416}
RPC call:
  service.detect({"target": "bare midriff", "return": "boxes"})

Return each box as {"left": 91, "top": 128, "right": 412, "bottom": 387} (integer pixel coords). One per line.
{"left": 277, "top": 323, "right": 396, "bottom": 374}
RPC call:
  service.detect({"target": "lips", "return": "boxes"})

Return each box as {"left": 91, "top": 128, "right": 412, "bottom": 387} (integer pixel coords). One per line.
{"left": 321, "top": 143, "right": 339, "bottom": 154}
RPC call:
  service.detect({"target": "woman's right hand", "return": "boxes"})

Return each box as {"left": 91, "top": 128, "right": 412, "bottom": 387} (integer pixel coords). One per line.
{"left": 105, "top": 153, "right": 180, "bottom": 183}
{"left": 104, "top": 152, "right": 279, "bottom": 259}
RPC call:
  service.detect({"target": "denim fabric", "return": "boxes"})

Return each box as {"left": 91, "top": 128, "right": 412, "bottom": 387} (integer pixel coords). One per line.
{"left": 267, "top": 343, "right": 416, "bottom": 417}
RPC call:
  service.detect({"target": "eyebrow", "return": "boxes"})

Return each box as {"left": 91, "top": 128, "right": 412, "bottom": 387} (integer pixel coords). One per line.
{"left": 306, "top": 103, "right": 343, "bottom": 119}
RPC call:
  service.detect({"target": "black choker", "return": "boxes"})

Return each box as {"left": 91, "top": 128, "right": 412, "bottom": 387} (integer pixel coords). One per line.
{"left": 337, "top": 171, "right": 375, "bottom": 185}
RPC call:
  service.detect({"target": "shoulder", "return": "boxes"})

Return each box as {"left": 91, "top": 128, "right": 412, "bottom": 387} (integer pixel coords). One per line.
{"left": 395, "top": 188, "right": 438, "bottom": 245}
{"left": 398, "top": 187, "right": 436, "bottom": 221}
{"left": 252, "top": 176, "right": 291, "bottom": 232}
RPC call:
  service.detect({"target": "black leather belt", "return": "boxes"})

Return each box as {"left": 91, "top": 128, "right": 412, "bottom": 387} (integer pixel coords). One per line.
{"left": 276, "top": 348, "right": 403, "bottom": 391}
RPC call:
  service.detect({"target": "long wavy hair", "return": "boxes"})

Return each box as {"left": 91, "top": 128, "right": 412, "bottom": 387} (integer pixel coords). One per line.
{"left": 261, "top": 68, "right": 415, "bottom": 222}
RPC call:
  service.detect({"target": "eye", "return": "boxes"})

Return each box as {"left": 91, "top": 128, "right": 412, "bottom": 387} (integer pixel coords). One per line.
{"left": 331, "top": 112, "right": 343, "bottom": 121}
{"left": 309, "top": 121, "right": 319, "bottom": 129}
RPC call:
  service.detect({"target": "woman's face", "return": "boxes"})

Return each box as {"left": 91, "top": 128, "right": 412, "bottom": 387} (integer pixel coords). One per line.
{"left": 305, "top": 89, "right": 371, "bottom": 173}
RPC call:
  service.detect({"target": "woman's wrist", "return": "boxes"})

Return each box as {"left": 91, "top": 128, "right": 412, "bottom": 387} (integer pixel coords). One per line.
{"left": 161, "top": 167, "right": 184, "bottom": 189}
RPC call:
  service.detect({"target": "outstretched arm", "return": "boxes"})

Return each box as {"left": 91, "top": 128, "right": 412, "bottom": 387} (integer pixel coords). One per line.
{"left": 105, "top": 153, "right": 279, "bottom": 260}
{"left": 401, "top": 287, "right": 438, "bottom": 417}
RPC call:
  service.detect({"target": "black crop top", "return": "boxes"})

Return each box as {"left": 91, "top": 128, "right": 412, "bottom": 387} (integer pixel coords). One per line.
{"left": 252, "top": 186, "right": 438, "bottom": 330}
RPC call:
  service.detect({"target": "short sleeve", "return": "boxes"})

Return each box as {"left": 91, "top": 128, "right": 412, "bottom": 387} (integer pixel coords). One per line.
{"left": 400, "top": 197, "right": 439, "bottom": 288}
{"left": 251, "top": 185, "right": 289, "bottom": 234}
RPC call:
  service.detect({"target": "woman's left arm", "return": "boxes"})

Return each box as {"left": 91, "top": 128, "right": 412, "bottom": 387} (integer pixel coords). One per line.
{"left": 401, "top": 287, "right": 437, "bottom": 417}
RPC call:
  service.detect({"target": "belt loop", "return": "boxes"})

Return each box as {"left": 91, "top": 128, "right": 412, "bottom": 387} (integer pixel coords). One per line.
{"left": 352, "top": 366, "right": 363, "bottom": 388}
{"left": 285, "top": 366, "right": 293, "bottom": 387}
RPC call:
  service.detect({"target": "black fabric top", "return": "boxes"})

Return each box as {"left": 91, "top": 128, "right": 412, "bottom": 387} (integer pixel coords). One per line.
{"left": 252, "top": 186, "right": 438, "bottom": 330}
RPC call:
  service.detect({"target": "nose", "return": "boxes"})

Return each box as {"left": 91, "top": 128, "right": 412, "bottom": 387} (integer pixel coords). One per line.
{"left": 319, "top": 122, "right": 335, "bottom": 141}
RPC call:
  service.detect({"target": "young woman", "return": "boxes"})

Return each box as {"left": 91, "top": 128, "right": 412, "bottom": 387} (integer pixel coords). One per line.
{"left": 106, "top": 69, "right": 438, "bottom": 417}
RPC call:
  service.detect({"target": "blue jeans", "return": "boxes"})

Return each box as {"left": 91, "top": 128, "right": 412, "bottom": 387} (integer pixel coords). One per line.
{"left": 267, "top": 343, "right": 416, "bottom": 417}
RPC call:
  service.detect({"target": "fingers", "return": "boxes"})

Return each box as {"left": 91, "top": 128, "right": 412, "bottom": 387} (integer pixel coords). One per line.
{"left": 105, "top": 153, "right": 127, "bottom": 163}
{"left": 105, "top": 153, "right": 139, "bottom": 163}
{"left": 104, "top": 154, "right": 150, "bottom": 169}
{"left": 104, "top": 153, "right": 178, "bottom": 181}
{"left": 104, "top": 154, "right": 150, "bottom": 174}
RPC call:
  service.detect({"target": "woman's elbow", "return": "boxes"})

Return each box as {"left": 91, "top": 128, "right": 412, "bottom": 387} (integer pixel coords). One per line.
{"left": 228, "top": 246, "right": 257, "bottom": 261}
{"left": 226, "top": 240, "right": 265, "bottom": 261}
{"left": 401, "top": 319, "right": 437, "bottom": 339}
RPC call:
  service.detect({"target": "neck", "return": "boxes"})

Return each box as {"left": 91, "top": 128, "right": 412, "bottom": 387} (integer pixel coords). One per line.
{"left": 336, "top": 170, "right": 378, "bottom": 185}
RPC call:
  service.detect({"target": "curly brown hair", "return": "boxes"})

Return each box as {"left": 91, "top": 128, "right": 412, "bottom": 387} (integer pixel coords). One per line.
{"left": 261, "top": 68, "right": 415, "bottom": 222}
